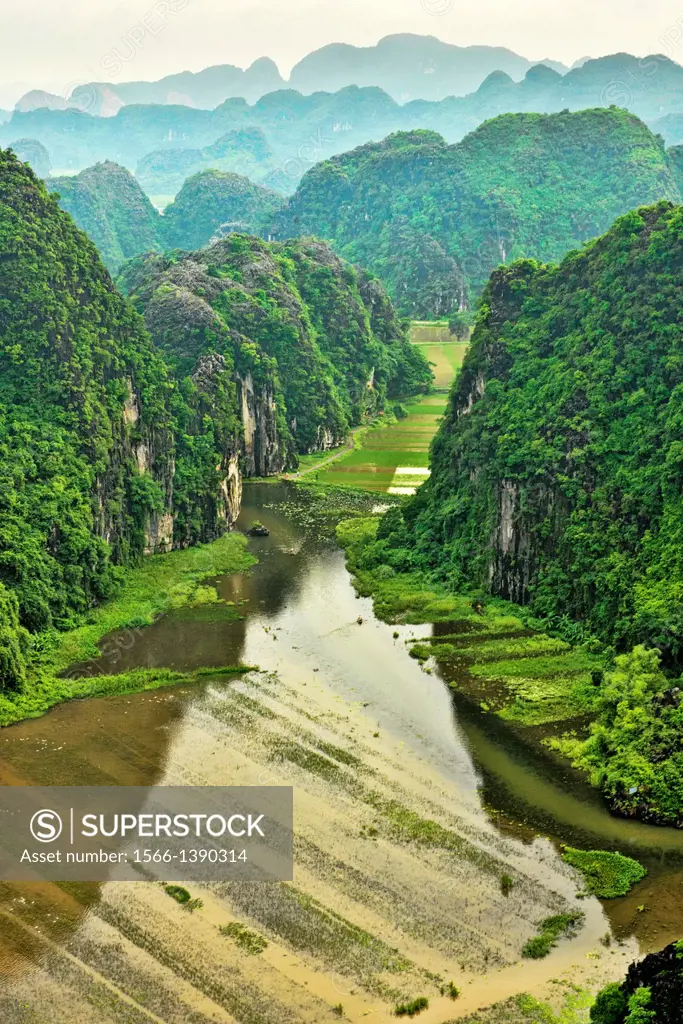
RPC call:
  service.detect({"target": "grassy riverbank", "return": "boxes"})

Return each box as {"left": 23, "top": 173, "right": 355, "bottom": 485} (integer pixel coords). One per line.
{"left": 0, "top": 533, "right": 255, "bottom": 727}
{"left": 458, "top": 990, "right": 594, "bottom": 1023}
{"left": 335, "top": 516, "right": 607, "bottom": 733}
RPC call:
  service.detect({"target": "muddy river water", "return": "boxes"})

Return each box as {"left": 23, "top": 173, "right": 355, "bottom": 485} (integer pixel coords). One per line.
{"left": 0, "top": 482, "right": 682, "bottom": 1022}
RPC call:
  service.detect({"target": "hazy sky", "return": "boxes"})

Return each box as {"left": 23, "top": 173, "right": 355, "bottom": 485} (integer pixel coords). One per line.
{"left": 2, "top": 0, "right": 683, "bottom": 105}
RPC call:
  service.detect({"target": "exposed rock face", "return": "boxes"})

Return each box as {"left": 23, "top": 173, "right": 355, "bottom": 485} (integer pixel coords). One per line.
{"left": 118, "top": 234, "right": 429, "bottom": 488}
{"left": 144, "top": 512, "right": 175, "bottom": 555}
{"left": 219, "top": 454, "right": 242, "bottom": 526}
{"left": 238, "top": 372, "right": 284, "bottom": 477}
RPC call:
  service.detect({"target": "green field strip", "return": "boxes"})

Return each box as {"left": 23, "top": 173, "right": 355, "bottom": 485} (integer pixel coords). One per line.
{"left": 315, "top": 336, "right": 460, "bottom": 491}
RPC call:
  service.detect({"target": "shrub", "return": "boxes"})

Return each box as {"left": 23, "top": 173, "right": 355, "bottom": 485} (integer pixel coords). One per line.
{"left": 523, "top": 912, "right": 584, "bottom": 959}
{"left": 164, "top": 885, "right": 191, "bottom": 904}
{"left": 220, "top": 921, "right": 268, "bottom": 954}
{"left": 501, "top": 874, "right": 514, "bottom": 896}
{"left": 394, "top": 996, "right": 429, "bottom": 1017}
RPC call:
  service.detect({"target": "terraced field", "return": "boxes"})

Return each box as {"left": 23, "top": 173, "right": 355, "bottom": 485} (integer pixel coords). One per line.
{"left": 317, "top": 334, "right": 468, "bottom": 494}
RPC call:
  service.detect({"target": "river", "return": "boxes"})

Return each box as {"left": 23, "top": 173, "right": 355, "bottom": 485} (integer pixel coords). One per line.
{"left": 0, "top": 482, "right": 681, "bottom": 1022}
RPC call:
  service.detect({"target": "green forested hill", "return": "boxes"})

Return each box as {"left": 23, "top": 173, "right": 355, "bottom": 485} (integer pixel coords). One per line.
{"left": 47, "top": 163, "right": 285, "bottom": 269}
{"left": 0, "top": 150, "right": 428, "bottom": 695}
{"left": 275, "top": 109, "right": 680, "bottom": 317}
{"left": 118, "top": 235, "right": 430, "bottom": 460}
{"left": 0, "top": 148, "right": 175, "bottom": 688}
{"left": 49, "top": 161, "right": 163, "bottom": 272}
{"left": 385, "top": 201, "right": 683, "bottom": 654}
{"left": 365, "top": 200, "right": 683, "bottom": 824}
{"left": 161, "top": 169, "right": 284, "bottom": 251}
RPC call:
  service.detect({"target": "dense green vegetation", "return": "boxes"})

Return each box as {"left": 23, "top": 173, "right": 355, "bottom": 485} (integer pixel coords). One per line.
{"left": 119, "top": 235, "right": 430, "bottom": 463}
{"left": 376, "top": 202, "right": 683, "bottom": 651}
{"left": 49, "top": 161, "right": 164, "bottom": 272}
{"left": 48, "top": 162, "right": 284, "bottom": 271}
{"left": 0, "top": 146, "right": 266, "bottom": 720}
{"left": 394, "top": 995, "right": 429, "bottom": 1017}
{"left": 0, "top": 150, "right": 427, "bottom": 721}
{"left": 0, "top": 148, "right": 174, "bottom": 692}
{"left": 276, "top": 110, "right": 679, "bottom": 317}
{"left": 591, "top": 942, "right": 683, "bottom": 1024}
{"left": 557, "top": 648, "right": 683, "bottom": 825}
{"left": 364, "top": 200, "right": 683, "bottom": 821}
{"left": 561, "top": 848, "right": 646, "bottom": 898}
{"left": 161, "top": 169, "right": 284, "bottom": 250}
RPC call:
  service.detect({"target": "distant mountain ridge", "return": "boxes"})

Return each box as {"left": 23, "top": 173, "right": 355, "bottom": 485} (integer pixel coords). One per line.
{"left": 15, "top": 35, "right": 565, "bottom": 114}
{"left": 6, "top": 51, "right": 683, "bottom": 187}
{"left": 287, "top": 35, "right": 567, "bottom": 102}
{"left": 136, "top": 127, "right": 275, "bottom": 196}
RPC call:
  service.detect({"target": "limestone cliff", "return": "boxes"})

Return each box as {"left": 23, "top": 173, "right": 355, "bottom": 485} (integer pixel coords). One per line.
{"left": 0, "top": 148, "right": 247, "bottom": 686}
{"left": 118, "top": 234, "right": 431, "bottom": 476}
{"left": 390, "top": 202, "right": 683, "bottom": 654}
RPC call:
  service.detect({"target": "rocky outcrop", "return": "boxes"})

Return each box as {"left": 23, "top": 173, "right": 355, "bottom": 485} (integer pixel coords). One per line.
{"left": 119, "top": 235, "right": 428, "bottom": 485}
{"left": 219, "top": 454, "right": 242, "bottom": 526}
{"left": 238, "top": 371, "right": 284, "bottom": 477}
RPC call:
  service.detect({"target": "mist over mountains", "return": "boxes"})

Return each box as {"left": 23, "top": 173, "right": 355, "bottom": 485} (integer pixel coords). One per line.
{"left": 13, "top": 35, "right": 568, "bottom": 114}
{"left": 5, "top": 48, "right": 683, "bottom": 191}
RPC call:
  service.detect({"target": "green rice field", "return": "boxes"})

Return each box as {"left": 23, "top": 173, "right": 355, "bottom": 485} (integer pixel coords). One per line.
{"left": 408, "top": 320, "right": 452, "bottom": 344}
{"left": 317, "top": 334, "right": 468, "bottom": 493}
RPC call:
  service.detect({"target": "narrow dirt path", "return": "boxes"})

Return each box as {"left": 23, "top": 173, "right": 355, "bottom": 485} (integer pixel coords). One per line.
{"left": 282, "top": 424, "right": 366, "bottom": 480}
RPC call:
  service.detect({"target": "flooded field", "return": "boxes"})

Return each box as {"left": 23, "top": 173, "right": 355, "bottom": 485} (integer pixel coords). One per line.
{"left": 2, "top": 483, "right": 681, "bottom": 1022}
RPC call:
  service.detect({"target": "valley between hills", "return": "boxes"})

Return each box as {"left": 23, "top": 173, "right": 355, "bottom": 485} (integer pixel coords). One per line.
{"left": 3, "top": 22, "right": 683, "bottom": 1023}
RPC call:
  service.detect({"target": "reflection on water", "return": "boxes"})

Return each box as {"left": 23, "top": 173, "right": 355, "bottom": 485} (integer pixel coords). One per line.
{"left": 0, "top": 691, "right": 188, "bottom": 976}
{"left": 0, "top": 480, "right": 682, "bottom": 974}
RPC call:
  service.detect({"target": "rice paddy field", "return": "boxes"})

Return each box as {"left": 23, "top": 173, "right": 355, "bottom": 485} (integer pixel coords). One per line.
{"left": 317, "top": 332, "right": 468, "bottom": 493}
{"left": 409, "top": 322, "right": 454, "bottom": 346}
